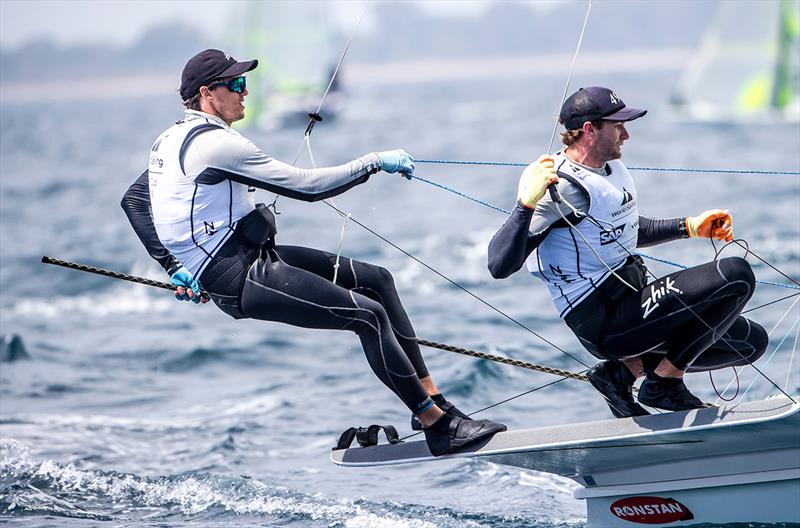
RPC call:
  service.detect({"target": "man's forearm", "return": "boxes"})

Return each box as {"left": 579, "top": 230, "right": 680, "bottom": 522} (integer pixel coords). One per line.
{"left": 488, "top": 202, "right": 543, "bottom": 278}
{"left": 637, "top": 216, "right": 685, "bottom": 248}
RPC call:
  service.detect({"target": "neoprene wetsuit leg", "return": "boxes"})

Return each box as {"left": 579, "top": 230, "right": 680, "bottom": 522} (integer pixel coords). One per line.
{"left": 274, "top": 245, "right": 429, "bottom": 379}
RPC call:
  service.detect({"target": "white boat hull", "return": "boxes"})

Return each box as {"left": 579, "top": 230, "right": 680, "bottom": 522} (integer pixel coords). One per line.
{"left": 331, "top": 397, "right": 800, "bottom": 526}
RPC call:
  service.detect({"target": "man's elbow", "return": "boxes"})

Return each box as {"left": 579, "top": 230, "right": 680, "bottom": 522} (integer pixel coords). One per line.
{"left": 487, "top": 256, "right": 512, "bottom": 279}
{"left": 120, "top": 194, "right": 132, "bottom": 214}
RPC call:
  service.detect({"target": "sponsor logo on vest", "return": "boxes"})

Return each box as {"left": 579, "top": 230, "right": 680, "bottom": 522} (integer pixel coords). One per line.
{"left": 621, "top": 187, "right": 634, "bottom": 205}
{"left": 549, "top": 264, "right": 576, "bottom": 283}
{"left": 611, "top": 201, "right": 635, "bottom": 218}
{"left": 204, "top": 221, "right": 217, "bottom": 235}
{"left": 599, "top": 224, "right": 626, "bottom": 245}
{"left": 641, "top": 276, "right": 682, "bottom": 319}
{"left": 610, "top": 496, "right": 694, "bottom": 524}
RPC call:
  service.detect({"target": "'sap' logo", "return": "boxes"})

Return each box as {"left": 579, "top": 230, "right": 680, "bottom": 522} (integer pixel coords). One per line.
{"left": 609, "top": 92, "right": 621, "bottom": 105}
{"left": 599, "top": 224, "right": 626, "bottom": 245}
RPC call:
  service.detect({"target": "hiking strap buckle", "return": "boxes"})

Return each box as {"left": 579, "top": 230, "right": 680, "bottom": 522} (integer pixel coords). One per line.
{"left": 334, "top": 424, "right": 401, "bottom": 450}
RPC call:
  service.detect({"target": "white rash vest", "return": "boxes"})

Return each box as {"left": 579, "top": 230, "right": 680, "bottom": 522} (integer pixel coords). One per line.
{"left": 147, "top": 110, "right": 380, "bottom": 278}
{"left": 526, "top": 153, "right": 639, "bottom": 317}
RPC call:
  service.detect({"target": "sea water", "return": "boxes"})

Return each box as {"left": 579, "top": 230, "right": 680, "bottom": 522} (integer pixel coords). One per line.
{"left": 1, "top": 71, "right": 799, "bottom": 527}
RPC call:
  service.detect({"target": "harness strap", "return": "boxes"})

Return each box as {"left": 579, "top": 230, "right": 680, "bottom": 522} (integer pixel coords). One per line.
{"left": 334, "top": 424, "right": 402, "bottom": 450}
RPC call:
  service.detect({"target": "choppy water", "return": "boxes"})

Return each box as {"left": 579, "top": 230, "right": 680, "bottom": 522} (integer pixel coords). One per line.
{"left": 1, "top": 69, "right": 799, "bottom": 527}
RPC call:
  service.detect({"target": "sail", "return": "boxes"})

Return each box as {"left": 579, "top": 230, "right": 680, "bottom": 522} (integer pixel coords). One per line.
{"left": 672, "top": 0, "right": 800, "bottom": 123}
{"left": 229, "top": 1, "right": 344, "bottom": 130}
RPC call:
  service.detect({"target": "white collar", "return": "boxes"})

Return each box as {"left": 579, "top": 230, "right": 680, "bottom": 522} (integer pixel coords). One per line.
{"left": 184, "top": 110, "right": 229, "bottom": 128}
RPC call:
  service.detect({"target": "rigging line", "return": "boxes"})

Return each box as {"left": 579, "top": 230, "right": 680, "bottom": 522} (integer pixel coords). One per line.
{"left": 784, "top": 320, "right": 799, "bottom": 391}
{"left": 415, "top": 159, "right": 800, "bottom": 176}
{"left": 733, "top": 239, "right": 800, "bottom": 288}
{"left": 714, "top": 295, "right": 800, "bottom": 401}
{"left": 314, "top": 0, "right": 370, "bottom": 116}
{"left": 417, "top": 337, "right": 665, "bottom": 418}
{"left": 398, "top": 375, "right": 575, "bottom": 442}
{"left": 405, "top": 173, "right": 800, "bottom": 292}
{"left": 709, "top": 366, "right": 740, "bottom": 402}
{"left": 408, "top": 174, "right": 512, "bottom": 215}
{"left": 738, "top": 313, "right": 800, "bottom": 401}
{"left": 319, "top": 199, "right": 591, "bottom": 369}
{"left": 291, "top": 0, "right": 370, "bottom": 165}
{"left": 554, "top": 191, "right": 796, "bottom": 402}
{"left": 638, "top": 251, "right": 800, "bottom": 291}
{"left": 742, "top": 291, "right": 800, "bottom": 314}
{"left": 552, "top": 197, "right": 638, "bottom": 291}
{"left": 417, "top": 338, "right": 588, "bottom": 381}
{"left": 547, "top": 0, "right": 593, "bottom": 153}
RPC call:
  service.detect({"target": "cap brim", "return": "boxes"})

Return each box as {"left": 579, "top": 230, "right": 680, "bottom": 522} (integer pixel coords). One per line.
{"left": 603, "top": 107, "right": 647, "bottom": 122}
{"left": 217, "top": 59, "right": 258, "bottom": 79}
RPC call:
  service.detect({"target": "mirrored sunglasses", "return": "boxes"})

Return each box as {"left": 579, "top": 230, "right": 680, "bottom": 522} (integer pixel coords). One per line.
{"left": 210, "top": 76, "right": 247, "bottom": 94}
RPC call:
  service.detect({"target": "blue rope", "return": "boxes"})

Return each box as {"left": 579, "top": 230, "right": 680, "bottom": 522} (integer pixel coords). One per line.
{"left": 406, "top": 175, "right": 800, "bottom": 292}
{"left": 408, "top": 175, "right": 512, "bottom": 215}
{"left": 416, "top": 159, "right": 800, "bottom": 175}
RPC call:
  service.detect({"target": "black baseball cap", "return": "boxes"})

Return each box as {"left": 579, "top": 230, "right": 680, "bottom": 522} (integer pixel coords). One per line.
{"left": 180, "top": 49, "right": 258, "bottom": 101}
{"left": 559, "top": 86, "right": 647, "bottom": 130}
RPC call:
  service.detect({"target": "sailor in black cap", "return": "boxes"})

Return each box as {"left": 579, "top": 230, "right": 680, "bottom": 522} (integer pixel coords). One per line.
{"left": 487, "top": 86, "right": 768, "bottom": 417}
{"left": 121, "top": 49, "right": 506, "bottom": 455}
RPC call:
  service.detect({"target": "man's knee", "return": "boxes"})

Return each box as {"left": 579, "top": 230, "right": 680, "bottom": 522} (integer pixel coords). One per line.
{"left": 348, "top": 295, "right": 390, "bottom": 332}
{"left": 718, "top": 257, "right": 755, "bottom": 289}
{"left": 745, "top": 321, "right": 769, "bottom": 363}
{"left": 354, "top": 261, "right": 396, "bottom": 291}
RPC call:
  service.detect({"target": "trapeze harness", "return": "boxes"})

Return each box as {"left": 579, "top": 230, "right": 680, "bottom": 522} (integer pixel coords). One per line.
{"left": 488, "top": 152, "right": 767, "bottom": 372}
{"left": 121, "top": 110, "right": 434, "bottom": 414}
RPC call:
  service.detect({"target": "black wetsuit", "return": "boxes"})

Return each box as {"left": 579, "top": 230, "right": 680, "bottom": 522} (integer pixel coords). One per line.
{"left": 488, "top": 202, "right": 768, "bottom": 373}
{"left": 122, "top": 112, "right": 434, "bottom": 414}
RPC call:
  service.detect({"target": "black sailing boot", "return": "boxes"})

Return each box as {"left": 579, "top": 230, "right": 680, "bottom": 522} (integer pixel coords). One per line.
{"left": 586, "top": 360, "right": 650, "bottom": 418}
{"left": 411, "top": 394, "right": 471, "bottom": 430}
{"left": 423, "top": 414, "right": 506, "bottom": 457}
{"left": 638, "top": 371, "right": 708, "bottom": 411}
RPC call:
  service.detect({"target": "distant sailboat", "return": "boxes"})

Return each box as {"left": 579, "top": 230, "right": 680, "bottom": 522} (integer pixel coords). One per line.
{"left": 231, "top": 2, "right": 346, "bottom": 131}
{"left": 671, "top": 0, "right": 799, "bottom": 124}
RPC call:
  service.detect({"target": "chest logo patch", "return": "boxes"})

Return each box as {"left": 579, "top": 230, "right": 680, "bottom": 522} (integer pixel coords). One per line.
{"left": 599, "top": 224, "right": 626, "bottom": 245}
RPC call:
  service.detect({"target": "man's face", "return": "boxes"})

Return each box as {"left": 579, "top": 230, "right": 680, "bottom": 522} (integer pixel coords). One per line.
{"left": 592, "top": 120, "right": 629, "bottom": 161}
{"left": 207, "top": 77, "right": 248, "bottom": 124}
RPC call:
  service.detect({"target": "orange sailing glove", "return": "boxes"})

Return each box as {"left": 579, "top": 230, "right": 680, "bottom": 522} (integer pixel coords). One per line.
{"left": 686, "top": 209, "right": 733, "bottom": 241}
{"left": 518, "top": 155, "right": 558, "bottom": 209}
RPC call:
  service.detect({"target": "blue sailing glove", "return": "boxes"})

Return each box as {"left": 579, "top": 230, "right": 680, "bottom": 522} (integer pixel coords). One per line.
{"left": 377, "top": 149, "right": 415, "bottom": 179}
{"left": 170, "top": 266, "right": 202, "bottom": 304}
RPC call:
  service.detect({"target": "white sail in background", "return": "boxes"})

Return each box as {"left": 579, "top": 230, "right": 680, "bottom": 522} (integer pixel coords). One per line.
{"left": 672, "top": 0, "right": 800, "bottom": 123}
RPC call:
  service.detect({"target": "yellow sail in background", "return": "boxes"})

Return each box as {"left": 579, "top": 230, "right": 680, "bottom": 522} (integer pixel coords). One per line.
{"left": 672, "top": 0, "right": 799, "bottom": 123}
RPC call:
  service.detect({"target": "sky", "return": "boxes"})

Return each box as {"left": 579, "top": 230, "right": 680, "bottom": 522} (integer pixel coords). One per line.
{"left": 0, "top": 0, "right": 522, "bottom": 51}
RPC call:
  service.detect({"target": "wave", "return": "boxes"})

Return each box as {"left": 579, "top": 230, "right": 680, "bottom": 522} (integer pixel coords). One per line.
{"left": 8, "top": 286, "right": 174, "bottom": 318}
{"left": 0, "top": 439, "right": 567, "bottom": 527}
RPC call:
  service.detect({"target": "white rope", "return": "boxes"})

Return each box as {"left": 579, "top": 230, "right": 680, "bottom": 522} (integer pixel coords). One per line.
{"left": 784, "top": 310, "right": 800, "bottom": 391}
{"left": 552, "top": 194, "right": 639, "bottom": 291}
{"left": 547, "top": 0, "right": 593, "bottom": 153}
{"left": 713, "top": 295, "right": 800, "bottom": 403}
{"left": 277, "top": 1, "right": 370, "bottom": 282}
{"left": 738, "top": 313, "right": 800, "bottom": 401}
{"left": 332, "top": 210, "right": 352, "bottom": 285}
{"left": 314, "top": 0, "right": 370, "bottom": 115}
